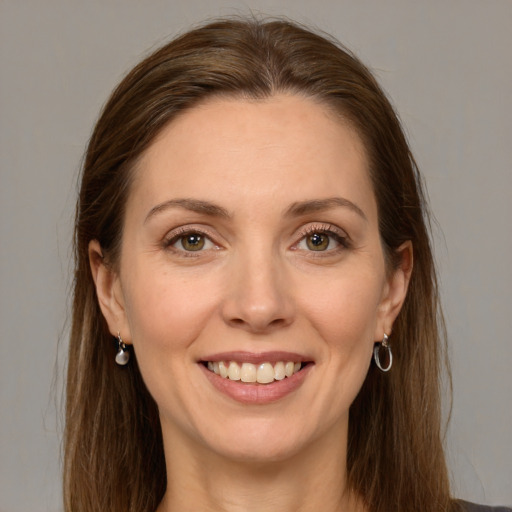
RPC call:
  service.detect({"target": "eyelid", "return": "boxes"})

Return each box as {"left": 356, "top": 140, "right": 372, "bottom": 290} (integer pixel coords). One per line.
{"left": 162, "top": 222, "right": 350, "bottom": 254}
{"left": 162, "top": 225, "right": 222, "bottom": 251}
{"left": 292, "top": 222, "right": 351, "bottom": 253}
{"left": 295, "top": 222, "right": 349, "bottom": 242}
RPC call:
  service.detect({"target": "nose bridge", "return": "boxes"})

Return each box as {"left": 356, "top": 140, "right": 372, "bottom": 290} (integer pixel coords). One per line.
{"left": 221, "top": 237, "right": 293, "bottom": 332}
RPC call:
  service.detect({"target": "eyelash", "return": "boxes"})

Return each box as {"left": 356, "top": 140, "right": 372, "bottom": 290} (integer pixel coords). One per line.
{"left": 163, "top": 226, "right": 219, "bottom": 257}
{"left": 162, "top": 223, "right": 350, "bottom": 256}
{"left": 294, "top": 224, "right": 350, "bottom": 254}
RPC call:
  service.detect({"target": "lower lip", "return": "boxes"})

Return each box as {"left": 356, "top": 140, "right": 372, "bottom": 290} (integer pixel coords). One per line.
{"left": 199, "top": 363, "right": 312, "bottom": 404}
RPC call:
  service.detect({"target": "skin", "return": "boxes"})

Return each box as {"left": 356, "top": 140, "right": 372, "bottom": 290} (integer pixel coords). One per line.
{"left": 90, "top": 94, "right": 412, "bottom": 512}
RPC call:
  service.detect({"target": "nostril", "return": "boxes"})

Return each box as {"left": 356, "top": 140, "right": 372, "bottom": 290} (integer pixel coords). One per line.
{"left": 227, "top": 315, "right": 291, "bottom": 333}
{"left": 221, "top": 288, "right": 295, "bottom": 332}
{"left": 269, "top": 318, "right": 287, "bottom": 327}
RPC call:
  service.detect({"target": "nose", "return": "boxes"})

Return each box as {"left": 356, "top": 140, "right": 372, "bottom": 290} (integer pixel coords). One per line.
{"left": 220, "top": 248, "right": 295, "bottom": 334}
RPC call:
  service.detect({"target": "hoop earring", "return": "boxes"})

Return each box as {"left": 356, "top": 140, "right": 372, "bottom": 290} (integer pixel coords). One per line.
{"left": 373, "top": 333, "right": 392, "bottom": 372}
{"left": 115, "top": 332, "right": 130, "bottom": 366}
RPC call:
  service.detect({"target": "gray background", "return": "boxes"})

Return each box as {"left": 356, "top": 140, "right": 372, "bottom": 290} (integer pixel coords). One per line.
{"left": 1, "top": 1, "right": 511, "bottom": 511}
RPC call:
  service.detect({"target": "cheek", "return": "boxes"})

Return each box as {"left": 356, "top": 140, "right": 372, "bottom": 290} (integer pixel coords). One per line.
{"left": 122, "top": 265, "right": 221, "bottom": 355}
{"left": 318, "top": 272, "right": 385, "bottom": 377}
{"left": 120, "top": 267, "right": 223, "bottom": 423}
{"left": 300, "top": 269, "right": 385, "bottom": 347}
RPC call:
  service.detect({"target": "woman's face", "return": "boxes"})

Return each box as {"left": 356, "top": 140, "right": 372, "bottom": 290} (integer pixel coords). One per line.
{"left": 92, "top": 94, "right": 410, "bottom": 462}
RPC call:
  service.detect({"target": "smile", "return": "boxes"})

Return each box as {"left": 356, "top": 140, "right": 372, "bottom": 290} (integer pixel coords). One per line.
{"left": 199, "top": 351, "right": 313, "bottom": 404}
{"left": 206, "top": 360, "right": 302, "bottom": 384}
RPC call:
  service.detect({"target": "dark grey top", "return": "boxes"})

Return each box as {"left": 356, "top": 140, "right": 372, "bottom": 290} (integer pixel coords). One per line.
{"left": 460, "top": 500, "right": 512, "bottom": 512}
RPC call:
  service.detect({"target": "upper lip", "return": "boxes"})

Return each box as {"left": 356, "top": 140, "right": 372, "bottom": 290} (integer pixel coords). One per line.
{"left": 200, "top": 351, "right": 312, "bottom": 365}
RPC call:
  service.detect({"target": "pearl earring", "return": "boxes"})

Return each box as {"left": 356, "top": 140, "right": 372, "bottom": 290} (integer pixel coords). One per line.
{"left": 115, "top": 332, "right": 130, "bottom": 366}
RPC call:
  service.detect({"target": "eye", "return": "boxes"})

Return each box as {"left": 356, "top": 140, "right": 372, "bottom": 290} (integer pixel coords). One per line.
{"left": 295, "top": 225, "right": 349, "bottom": 253}
{"left": 166, "top": 230, "right": 216, "bottom": 252}
{"left": 304, "top": 232, "right": 330, "bottom": 251}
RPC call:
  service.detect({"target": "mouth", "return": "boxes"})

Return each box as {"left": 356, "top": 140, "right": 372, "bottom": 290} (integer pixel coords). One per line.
{"left": 199, "top": 352, "right": 314, "bottom": 403}
{"left": 202, "top": 360, "right": 308, "bottom": 385}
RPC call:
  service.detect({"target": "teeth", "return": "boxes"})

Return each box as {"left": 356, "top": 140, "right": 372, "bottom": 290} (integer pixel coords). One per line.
{"left": 274, "top": 361, "right": 286, "bottom": 381}
{"left": 256, "top": 362, "right": 274, "bottom": 384}
{"left": 240, "top": 362, "right": 257, "bottom": 383}
{"left": 228, "top": 361, "right": 241, "bottom": 381}
{"left": 218, "top": 361, "right": 229, "bottom": 378}
{"left": 206, "top": 360, "right": 303, "bottom": 384}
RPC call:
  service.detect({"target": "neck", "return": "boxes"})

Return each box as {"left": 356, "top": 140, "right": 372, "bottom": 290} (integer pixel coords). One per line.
{"left": 156, "top": 419, "right": 365, "bottom": 512}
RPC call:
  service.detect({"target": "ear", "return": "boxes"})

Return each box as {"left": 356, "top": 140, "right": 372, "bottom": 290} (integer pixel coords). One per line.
{"left": 88, "top": 240, "right": 132, "bottom": 344}
{"left": 374, "top": 241, "right": 413, "bottom": 340}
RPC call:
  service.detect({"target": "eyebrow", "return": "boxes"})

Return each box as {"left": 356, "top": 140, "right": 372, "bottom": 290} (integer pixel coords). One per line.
{"left": 144, "top": 198, "right": 231, "bottom": 224}
{"left": 144, "top": 196, "right": 367, "bottom": 224}
{"left": 285, "top": 197, "right": 367, "bottom": 221}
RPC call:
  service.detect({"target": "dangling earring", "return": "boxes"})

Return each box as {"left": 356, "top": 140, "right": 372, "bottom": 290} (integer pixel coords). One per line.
{"left": 373, "top": 333, "right": 392, "bottom": 372}
{"left": 115, "top": 332, "right": 130, "bottom": 366}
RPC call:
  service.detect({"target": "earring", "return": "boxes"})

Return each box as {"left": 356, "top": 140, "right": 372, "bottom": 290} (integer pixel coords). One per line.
{"left": 115, "top": 332, "right": 130, "bottom": 366}
{"left": 373, "top": 333, "right": 392, "bottom": 372}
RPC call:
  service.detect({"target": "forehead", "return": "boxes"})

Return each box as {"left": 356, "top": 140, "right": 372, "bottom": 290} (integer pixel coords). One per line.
{"left": 130, "top": 94, "right": 376, "bottom": 220}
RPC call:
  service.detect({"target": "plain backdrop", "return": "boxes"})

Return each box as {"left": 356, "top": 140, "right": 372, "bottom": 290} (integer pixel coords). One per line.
{"left": 1, "top": 1, "right": 511, "bottom": 511}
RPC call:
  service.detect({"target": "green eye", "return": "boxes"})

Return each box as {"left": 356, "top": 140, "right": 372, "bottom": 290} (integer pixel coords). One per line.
{"left": 306, "top": 232, "right": 330, "bottom": 251}
{"left": 166, "top": 229, "right": 217, "bottom": 254}
{"left": 180, "top": 233, "right": 206, "bottom": 251}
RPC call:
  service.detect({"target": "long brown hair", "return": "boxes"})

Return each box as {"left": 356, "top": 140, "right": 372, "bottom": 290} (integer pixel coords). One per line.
{"left": 65, "top": 17, "right": 456, "bottom": 512}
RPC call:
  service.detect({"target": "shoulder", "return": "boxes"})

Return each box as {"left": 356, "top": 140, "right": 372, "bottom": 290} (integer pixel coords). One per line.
{"left": 458, "top": 500, "right": 512, "bottom": 512}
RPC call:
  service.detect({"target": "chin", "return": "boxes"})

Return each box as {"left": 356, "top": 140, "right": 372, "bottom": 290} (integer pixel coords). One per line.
{"left": 194, "top": 412, "right": 339, "bottom": 466}
{"left": 209, "top": 428, "right": 309, "bottom": 464}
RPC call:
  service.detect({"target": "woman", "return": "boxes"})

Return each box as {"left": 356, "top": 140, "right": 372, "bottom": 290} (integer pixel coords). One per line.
{"left": 64, "top": 17, "right": 510, "bottom": 512}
